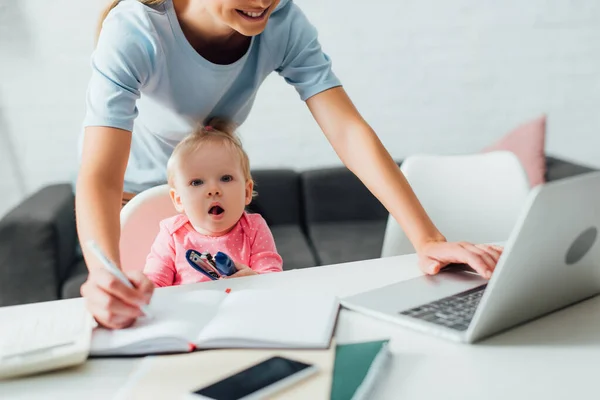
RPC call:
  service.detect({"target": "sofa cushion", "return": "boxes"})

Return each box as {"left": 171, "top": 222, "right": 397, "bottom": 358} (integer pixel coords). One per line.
{"left": 545, "top": 156, "right": 596, "bottom": 182}
{"left": 270, "top": 225, "right": 317, "bottom": 270}
{"left": 309, "top": 221, "right": 387, "bottom": 266}
{"left": 0, "top": 184, "right": 77, "bottom": 306}
{"left": 247, "top": 169, "right": 302, "bottom": 226}
{"left": 61, "top": 259, "right": 88, "bottom": 299}
{"left": 300, "top": 166, "right": 391, "bottom": 224}
{"left": 483, "top": 115, "right": 547, "bottom": 187}
{"left": 246, "top": 170, "right": 315, "bottom": 269}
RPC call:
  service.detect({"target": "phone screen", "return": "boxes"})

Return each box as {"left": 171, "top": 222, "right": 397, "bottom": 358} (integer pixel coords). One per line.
{"left": 193, "top": 356, "right": 313, "bottom": 400}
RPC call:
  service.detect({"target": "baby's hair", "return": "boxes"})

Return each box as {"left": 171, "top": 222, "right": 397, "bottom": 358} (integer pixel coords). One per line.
{"left": 167, "top": 117, "right": 254, "bottom": 191}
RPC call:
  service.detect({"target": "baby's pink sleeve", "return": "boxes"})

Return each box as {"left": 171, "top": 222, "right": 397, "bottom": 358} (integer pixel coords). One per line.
{"left": 249, "top": 216, "right": 283, "bottom": 273}
{"left": 143, "top": 222, "right": 177, "bottom": 287}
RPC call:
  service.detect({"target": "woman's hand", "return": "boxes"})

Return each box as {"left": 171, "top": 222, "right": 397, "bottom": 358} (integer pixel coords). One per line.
{"left": 224, "top": 263, "right": 258, "bottom": 279}
{"left": 81, "top": 268, "right": 154, "bottom": 329}
{"left": 417, "top": 240, "right": 503, "bottom": 279}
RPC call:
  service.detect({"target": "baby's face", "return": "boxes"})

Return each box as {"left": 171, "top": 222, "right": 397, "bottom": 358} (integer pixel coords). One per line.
{"left": 170, "top": 141, "right": 252, "bottom": 236}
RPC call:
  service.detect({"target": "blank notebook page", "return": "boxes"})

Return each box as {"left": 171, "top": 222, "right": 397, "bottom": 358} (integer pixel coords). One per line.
{"left": 196, "top": 290, "right": 339, "bottom": 348}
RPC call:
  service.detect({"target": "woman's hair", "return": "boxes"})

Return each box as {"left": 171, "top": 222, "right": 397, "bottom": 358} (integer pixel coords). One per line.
{"left": 97, "top": 0, "right": 165, "bottom": 40}
{"left": 167, "top": 117, "right": 254, "bottom": 190}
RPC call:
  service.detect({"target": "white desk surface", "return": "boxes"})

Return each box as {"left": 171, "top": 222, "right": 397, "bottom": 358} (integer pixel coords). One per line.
{"left": 2, "top": 253, "right": 600, "bottom": 400}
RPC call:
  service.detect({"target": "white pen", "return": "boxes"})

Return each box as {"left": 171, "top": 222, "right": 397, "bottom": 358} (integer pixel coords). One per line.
{"left": 86, "top": 240, "right": 153, "bottom": 318}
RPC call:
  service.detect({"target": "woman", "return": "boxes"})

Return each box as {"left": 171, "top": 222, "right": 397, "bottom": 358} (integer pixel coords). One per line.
{"left": 77, "top": 0, "right": 502, "bottom": 328}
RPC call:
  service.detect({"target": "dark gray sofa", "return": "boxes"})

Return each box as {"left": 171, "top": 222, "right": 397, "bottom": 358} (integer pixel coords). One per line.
{"left": 0, "top": 156, "right": 596, "bottom": 307}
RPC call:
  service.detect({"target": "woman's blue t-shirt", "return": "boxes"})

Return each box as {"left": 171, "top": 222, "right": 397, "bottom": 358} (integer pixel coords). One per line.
{"left": 82, "top": 0, "right": 341, "bottom": 193}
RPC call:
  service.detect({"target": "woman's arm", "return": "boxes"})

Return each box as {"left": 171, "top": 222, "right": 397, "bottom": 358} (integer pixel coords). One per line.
{"left": 77, "top": 126, "right": 153, "bottom": 328}
{"left": 306, "top": 88, "right": 443, "bottom": 249}
{"left": 76, "top": 126, "right": 131, "bottom": 266}
{"left": 306, "top": 87, "right": 501, "bottom": 277}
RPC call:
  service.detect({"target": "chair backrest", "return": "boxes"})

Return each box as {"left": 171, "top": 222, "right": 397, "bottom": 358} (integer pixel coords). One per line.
{"left": 381, "top": 151, "right": 531, "bottom": 257}
{"left": 120, "top": 184, "right": 177, "bottom": 272}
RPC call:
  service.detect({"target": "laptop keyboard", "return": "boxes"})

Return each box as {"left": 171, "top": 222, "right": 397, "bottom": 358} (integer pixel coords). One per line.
{"left": 399, "top": 285, "right": 487, "bottom": 331}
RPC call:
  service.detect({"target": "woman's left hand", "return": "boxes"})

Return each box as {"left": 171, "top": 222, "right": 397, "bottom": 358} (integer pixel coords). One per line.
{"left": 417, "top": 240, "right": 503, "bottom": 279}
{"left": 223, "top": 263, "right": 258, "bottom": 279}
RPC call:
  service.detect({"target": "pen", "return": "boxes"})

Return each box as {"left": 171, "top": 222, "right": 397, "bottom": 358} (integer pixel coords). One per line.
{"left": 86, "top": 240, "right": 153, "bottom": 318}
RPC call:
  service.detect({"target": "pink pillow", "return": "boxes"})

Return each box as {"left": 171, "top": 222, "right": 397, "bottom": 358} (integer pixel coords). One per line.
{"left": 482, "top": 115, "right": 547, "bottom": 187}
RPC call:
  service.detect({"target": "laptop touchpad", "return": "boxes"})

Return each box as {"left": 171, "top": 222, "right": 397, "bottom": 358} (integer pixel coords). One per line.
{"left": 393, "top": 270, "right": 487, "bottom": 312}
{"left": 344, "top": 269, "right": 488, "bottom": 316}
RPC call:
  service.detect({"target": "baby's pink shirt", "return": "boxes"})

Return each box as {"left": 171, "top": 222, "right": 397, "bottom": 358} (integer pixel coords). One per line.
{"left": 144, "top": 212, "right": 283, "bottom": 287}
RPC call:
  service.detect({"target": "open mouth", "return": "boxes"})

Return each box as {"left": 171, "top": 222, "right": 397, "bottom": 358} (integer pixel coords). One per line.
{"left": 235, "top": 6, "right": 269, "bottom": 21}
{"left": 208, "top": 205, "right": 225, "bottom": 216}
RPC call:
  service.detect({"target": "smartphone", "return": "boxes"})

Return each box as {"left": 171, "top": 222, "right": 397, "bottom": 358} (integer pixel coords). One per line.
{"left": 188, "top": 356, "right": 318, "bottom": 400}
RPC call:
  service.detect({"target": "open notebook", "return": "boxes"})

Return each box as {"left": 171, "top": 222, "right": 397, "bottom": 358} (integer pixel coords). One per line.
{"left": 91, "top": 289, "right": 340, "bottom": 356}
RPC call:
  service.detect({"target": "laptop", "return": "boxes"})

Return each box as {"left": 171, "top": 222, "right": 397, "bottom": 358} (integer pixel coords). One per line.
{"left": 342, "top": 172, "right": 600, "bottom": 343}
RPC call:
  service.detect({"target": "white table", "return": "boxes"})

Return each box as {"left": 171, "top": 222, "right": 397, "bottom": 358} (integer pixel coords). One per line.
{"left": 2, "top": 254, "right": 600, "bottom": 399}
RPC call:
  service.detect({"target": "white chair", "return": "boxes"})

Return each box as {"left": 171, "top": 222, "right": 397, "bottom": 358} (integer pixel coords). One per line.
{"left": 381, "top": 151, "right": 531, "bottom": 257}
{"left": 119, "top": 184, "right": 177, "bottom": 272}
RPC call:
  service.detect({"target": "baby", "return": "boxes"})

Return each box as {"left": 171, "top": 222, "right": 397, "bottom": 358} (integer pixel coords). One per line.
{"left": 143, "top": 118, "right": 283, "bottom": 287}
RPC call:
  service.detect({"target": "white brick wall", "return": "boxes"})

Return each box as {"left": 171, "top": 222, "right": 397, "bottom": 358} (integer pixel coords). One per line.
{"left": 1, "top": 0, "right": 599, "bottom": 217}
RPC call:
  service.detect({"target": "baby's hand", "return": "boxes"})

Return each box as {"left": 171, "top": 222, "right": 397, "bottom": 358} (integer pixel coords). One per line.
{"left": 224, "top": 263, "right": 257, "bottom": 279}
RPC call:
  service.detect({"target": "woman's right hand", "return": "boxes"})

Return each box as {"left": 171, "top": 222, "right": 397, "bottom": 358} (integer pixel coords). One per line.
{"left": 80, "top": 268, "right": 154, "bottom": 329}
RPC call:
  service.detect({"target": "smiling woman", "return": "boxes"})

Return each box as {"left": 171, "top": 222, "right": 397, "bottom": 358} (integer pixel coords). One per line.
{"left": 78, "top": 0, "right": 504, "bottom": 330}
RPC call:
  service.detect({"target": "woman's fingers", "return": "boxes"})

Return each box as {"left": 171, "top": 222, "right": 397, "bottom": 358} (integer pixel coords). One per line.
{"left": 81, "top": 268, "right": 148, "bottom": 329}
{"left": 81, "top": 282, "right": 141, "bottom": 329}
{"left": 476, "top": 244, "right": 503, "bottom": 263}
{"left": 460, "top": 243, "right": 496, "bottom": 271}
{"left": 418, "top": 241, "right": 499, "bottom": 279}
{"left": 446, "top": 244, "right": 491, "bottom": 279}
{"left": 84, "top": 298, "right": 140, "bottom": 329}
{"left": 92, "top": 268, "right": 148, "bottom": 307}
{"left": 420, "top": 260, "right": 443, "bottom": 275}
{"left": 126, "top": 270, "right": 155, "bottom": 304}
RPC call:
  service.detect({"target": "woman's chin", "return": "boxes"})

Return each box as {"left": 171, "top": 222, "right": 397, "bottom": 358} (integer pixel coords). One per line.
{"left": 231, "top": 21, "right": 268, "bottom": 37}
